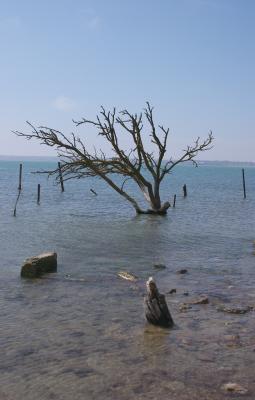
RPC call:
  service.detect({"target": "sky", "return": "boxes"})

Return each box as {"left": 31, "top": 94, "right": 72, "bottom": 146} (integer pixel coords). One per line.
{"left": 1, "top": 0, "right": 255, "bottom": 161}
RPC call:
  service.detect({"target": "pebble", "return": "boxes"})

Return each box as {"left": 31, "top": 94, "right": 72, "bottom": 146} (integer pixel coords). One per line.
{"left": 153, "top": 264, "right": 166, "bottom": 270}
{"left": 117, "top": 271, "right": 138, "bottom": 281}
{"left": 217, "top": 305, "right": 253, "bottom": 314}
{"left": 224, "top": 334, "right": 240, "bottom": 341}
{"left": 177, "top": 269, "right": 188, "bottom": 274}
{"left": 223, "top": 335, "right": 241, "bottom": 348}
{"left": 179, "top": 303, "right": 192, "bottom": 312}
{"left": 190, "top": 295, "right": 209, "bottom": 305}
{"left": 222, "top": 383, "right": 248, "bottom": 395}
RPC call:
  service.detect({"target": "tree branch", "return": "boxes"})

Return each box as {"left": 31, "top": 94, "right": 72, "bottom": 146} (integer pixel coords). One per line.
{"left": 14, "top": 104, "right": 213, "bottom": 214}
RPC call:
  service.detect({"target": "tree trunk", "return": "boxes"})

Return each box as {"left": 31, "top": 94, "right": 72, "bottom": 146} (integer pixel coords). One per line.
{"left": 145, "top": 277, "right": 174, "bottom": 327}
{"left": 136, "top": 203, "right": 170, "bottom": 215}
{"left": 151, "top": 181, "right": 161, "bottom": 210}
{"left": 136, "top": 180, "right": 170, "bottom": 215}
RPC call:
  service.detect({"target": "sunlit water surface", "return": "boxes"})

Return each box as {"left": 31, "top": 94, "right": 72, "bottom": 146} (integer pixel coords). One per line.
{"left": 0, "top": 160, "right": 255, "bottom": 399}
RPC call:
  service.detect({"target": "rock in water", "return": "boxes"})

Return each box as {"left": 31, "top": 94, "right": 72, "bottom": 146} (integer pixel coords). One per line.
{"left": 222, "top": 383, "right": 248, "bottom": 395}
{"left": 217, "top": 305, "right": 253, "bottom": 314}
{"left": 190, "top": 295, "right": 209, "bottom": 304}
{"left": 21, "top": 252, "right": 57, "bottom": 278}
{"left": 153, "top": 264, "right": 166, "bottom": 270}
{"left": 117, "top": 271, "right": 137, "bottom": 282}
{"left": 144, "top": 277, "right": 174, "bottom": 328}
{"left": 177, "top": 269, "right": 188, "bottom": 274}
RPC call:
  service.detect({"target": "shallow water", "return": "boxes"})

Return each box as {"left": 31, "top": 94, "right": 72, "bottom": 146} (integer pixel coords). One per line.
{"left": 0, "top": 160, "right": 255, "bottom": 399}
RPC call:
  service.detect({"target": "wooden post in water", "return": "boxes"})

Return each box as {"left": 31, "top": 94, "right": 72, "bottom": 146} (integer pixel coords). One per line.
{"left": 58, "top": 162, "right": 65, "bottom": 192}
{"left": 13, "top": 190, "right": 21, "bottom": 217}
{"left": 242, "top": 168, "right": 246, "bottom": 199}
{"left": 173, "top": 194, "right": 176, "bottom": 208}
{"left": 18, "top": 163, "right": 22, "bottom": 191}
{"left": 90, "top": 188, "right": 98, "bottom": 196}
{"left": 37, "top": 184, "right": 41, "bottom": 204}
{"left": 13, "top": 163, "right": 23, "bottom": 216}
{"left": 183, "top": 184, "right": 187, "bottom": 197}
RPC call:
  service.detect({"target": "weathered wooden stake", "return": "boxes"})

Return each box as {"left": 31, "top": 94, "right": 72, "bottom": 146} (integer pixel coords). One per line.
{"left": 173, "top": 194, "right": 176, "bottom": 208}
{"left": 58, "top": 162, "right": 65, "bottom": 192}
{"left": 18, "top": 163, "right": 22, "bottom": 191}
{"left": 242, "top": 168, "right": 246, "bottom": 199}
{"left": 144, "top": 277, "right": 174, "bottom": 328}
{"left": 37, "top": 184, "right": 41, "bottom": 204}
{"left": 183, "top": 184, "right": 187, "bottom": 197}
{"left": 90, "top": 188, "right": 98, "bottom": 196}
{"left": 13, "top": 163, "right": 23, "bottom": 216}
{"left": 13, "top": 190, "right": 21, "bottom": 217}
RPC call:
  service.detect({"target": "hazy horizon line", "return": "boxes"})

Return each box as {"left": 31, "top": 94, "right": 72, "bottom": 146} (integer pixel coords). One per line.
{"left": 0, "top": 154, "right": 254, "bottom": 165}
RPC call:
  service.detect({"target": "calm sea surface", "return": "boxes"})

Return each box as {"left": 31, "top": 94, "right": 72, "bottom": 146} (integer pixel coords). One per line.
{"left": 0, "top": 160, "right": 255, "bottom": 400}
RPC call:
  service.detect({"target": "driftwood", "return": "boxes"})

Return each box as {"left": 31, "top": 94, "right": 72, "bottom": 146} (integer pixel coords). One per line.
{"left": 144, "top": 277, "right": 174, "bottom": 328}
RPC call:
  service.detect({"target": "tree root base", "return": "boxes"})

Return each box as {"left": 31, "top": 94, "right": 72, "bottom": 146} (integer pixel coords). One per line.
{"left": 136, "top": 201, "right": 170, "bottom": 215}
{"left": 137, "top": 209, "right": 168, "bottom": 215}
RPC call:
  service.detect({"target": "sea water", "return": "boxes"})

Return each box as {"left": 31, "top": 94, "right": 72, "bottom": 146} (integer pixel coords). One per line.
{"left": 0, "top": 160, "right": 254, "bottom": 399}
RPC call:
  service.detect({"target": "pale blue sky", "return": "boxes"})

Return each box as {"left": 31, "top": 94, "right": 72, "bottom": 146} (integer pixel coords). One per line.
{"left": 1, "top": 0, "right": 254, "bottom": 160}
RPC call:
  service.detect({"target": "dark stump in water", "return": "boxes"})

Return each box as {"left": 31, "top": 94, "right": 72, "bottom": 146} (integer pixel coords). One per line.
{"left": 144, "top": 277, "right": 174, "bottom": 328}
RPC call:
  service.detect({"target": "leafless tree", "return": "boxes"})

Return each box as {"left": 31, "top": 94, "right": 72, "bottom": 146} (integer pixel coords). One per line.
{"left": 14, "top": 103, "right": 213, "bottom": 214}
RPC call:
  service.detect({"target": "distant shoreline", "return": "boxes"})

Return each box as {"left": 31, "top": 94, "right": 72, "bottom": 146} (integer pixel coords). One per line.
{"left": 0, "top": 155, "right": 254, "bottom": 166}
{"left": 0, "top": 155, "right": 58, "bottom": 162}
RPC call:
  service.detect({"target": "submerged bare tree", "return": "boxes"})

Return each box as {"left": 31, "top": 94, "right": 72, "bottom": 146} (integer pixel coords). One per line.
{"left": 14, "top": 103, "right": 213, "bottom": 214}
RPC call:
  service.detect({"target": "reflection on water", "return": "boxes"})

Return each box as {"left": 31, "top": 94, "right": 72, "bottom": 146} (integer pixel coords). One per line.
{"left": 0, "top": 161, "right": 255, "bottom": 399}
{"left": 142, "top": 324, "right": 172, "bottom": 352}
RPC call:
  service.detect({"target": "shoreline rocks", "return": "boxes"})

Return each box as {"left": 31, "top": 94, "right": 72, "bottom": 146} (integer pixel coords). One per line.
{"left": 21, "top": 252, "right": 57, "bottom": 278}
{"left": 217, "top": 305, "right": 253, "bottom": 314}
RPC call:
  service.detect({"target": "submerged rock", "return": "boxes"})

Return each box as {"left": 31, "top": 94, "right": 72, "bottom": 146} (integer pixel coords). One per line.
{"left": 153, "top": 263, "right": 166, "bottom": 270}
{"left": 224, "top": 334, "right": 240, "bottom": 341}
{"left": 223, "top": 334, "right": 241, "bottom": 348}
{"left": 179, "top": 303, "right": 192, "bottom": 312}
{"left": 117, "top": 271, "right": 138, "bottom": 282}
{"left": 222, "top": 383, "right": 248, "bottom": 395}
{"left": 168, "top": 288, "right": 177, "bottom": 294}
{"left": 217, "top": 305, "right": 253, "bottom": 314}
{"left": 177, "top": 269, "right": 188, "bottom": 274}
{"left": 190, "top": 295, "right": 209, "bottom": 305}
{"left": 21, "top": 252, "right": 57, "bottom": 278}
